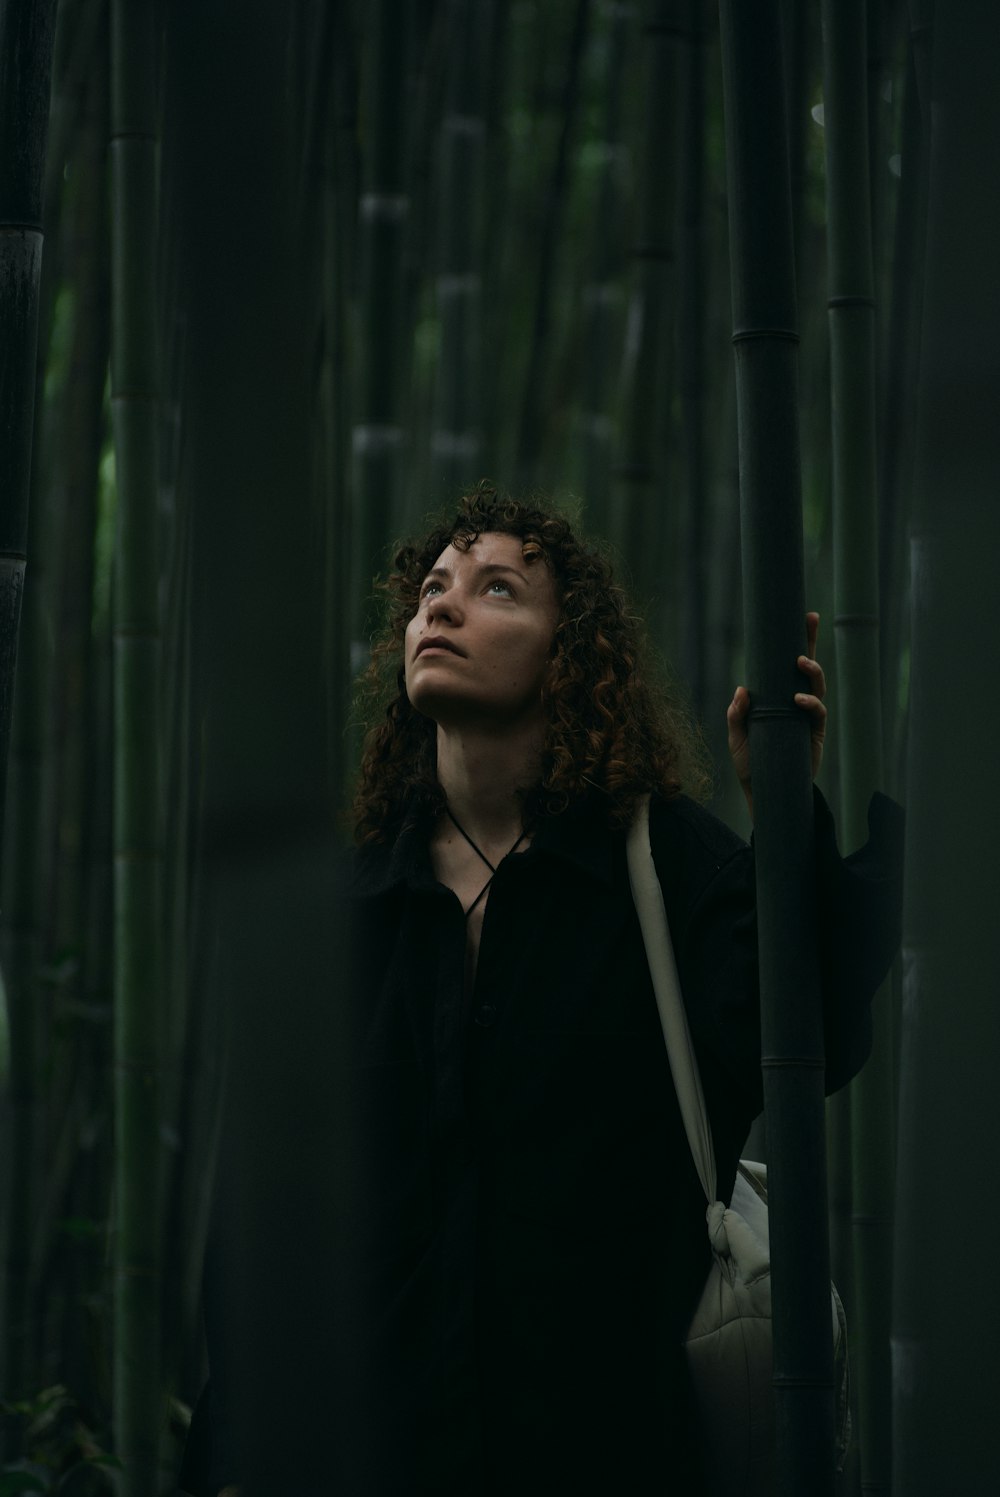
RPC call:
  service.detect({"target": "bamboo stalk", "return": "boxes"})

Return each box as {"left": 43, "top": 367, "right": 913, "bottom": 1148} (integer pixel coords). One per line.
{"left": 0, "top": 0, "right": 58, "bottom": 1406}
{"left": 429, "top": 0, "right": 491, "bottom": 502}
{"left": 677, "top": 0, "right": 707, "bottom": 715}
{"left": 893, "top": 4, "right": 1000, "bottom": 1489}
{"left": 351, "top": 0, "right": 410, "bottom": 644}
{"left": 611, "top": 0, "right": 681, "bottom": 653}
{"left": 574, "top": 0, "right": 631, "bottom": 537}
{"left": 879, "top": 41, "right": 925, "bottom": 794}
{"left": 323, "top": 9, "right": 356, "bottom": 812}
{"left": 515, "top": 0, "right": 590, "bottom": 488}
{"left": 820, "top": 2, "right": 895, "bottom": 1488}
{"left": 718, "top": 2, "right": 835, "bottom": 1490}
{"left": 109, "top": 0, "right": 162, "bottom": 1489}
{"left": 0, "top": 0, "right": 57, "bottom": 848}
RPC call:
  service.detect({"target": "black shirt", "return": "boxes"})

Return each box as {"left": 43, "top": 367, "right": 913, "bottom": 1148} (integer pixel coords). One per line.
{"left": 181, "top": 787, "right": 903, "bottom": 1497}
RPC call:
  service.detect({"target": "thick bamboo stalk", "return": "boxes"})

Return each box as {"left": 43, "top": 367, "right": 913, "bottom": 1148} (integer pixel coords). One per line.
{"left": 53, "top": 29, "right": 110, "bottom": 977}
{"left": 429, "top": 0, "right": 491, "bottom": 502}
{"left": 159, "top": 0, "right": 332, "bottom": 1440}
{"left": 0, "top": 0, "right": 58, "bottom": 1406}
{"left": 515, "top": 0, "right": 590, "bottom": 488}
{"left": 611, "top": 0, "right": 680, "bottom": 651}
{"left": 677, "top": 0, "right": 707, "bottom": 716}
{"left": 780, "top": 0, "right": 809, "bottom": 283}
{"left": 878, "top": 45, "right": 925, "bottom": 794}
{"left": 110, "top": 1, "right": 162, "bottom": 1490}
{"left": 575, "top": 1, "right": 630, "bottom": 537}
{"left": 323, "top": 9, "right": 356, "bottom": 811}
{"left": 0, "top": 0, "right": 56, "bottom": 850}
{"left": 718, "top": 2, "right": 835, "bottom": 1491}
{"left": 893, "top": 3, "right": 1000, "bottom": 1491}
{"left": 820, "top": 1, "right": 894, "bottom": 1488}
{"left": 351, "top": 0, "right": 410, "bottom": 644}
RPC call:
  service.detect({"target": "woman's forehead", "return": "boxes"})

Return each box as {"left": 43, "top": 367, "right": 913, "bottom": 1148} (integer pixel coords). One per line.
{"left": 429, "top": 532, "right": 549, "bottom": 580}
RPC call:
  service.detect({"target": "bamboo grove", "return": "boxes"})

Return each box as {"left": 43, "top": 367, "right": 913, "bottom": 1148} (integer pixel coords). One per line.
{"left": 0, "top": 1, "right": 998, "bottom": 1493}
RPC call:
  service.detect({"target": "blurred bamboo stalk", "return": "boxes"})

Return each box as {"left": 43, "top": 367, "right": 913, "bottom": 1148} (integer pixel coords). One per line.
{"left": 109, "top": 0, "right": 162, "bottom": 1489}
{"left": 677, "top": 0, "right": 707, "bottom": 713}
{"left": 0, "top": 0, "right": 57, "bottom": 846}
{"left": 575, "top": 1, "right": 630, "bottom": 537}
{"left": 820, "top": 0, "right": 894, "bottom": 1488}
{"left": 0, "top": 0, "right": 58, "bottom": 1406}
{"left": 893, "top": 2, "right": 1000, "bottom": 1488}
{"left": 351, "top": 0, "right": 410, "bottom": 646}
{"left": 430, "top": 0, "right": 491, "bottom": 502}
{"left": 718, "top": 0, "right": 836, "bottom": 1489}
{"left": 611, "top": 0, "right": 680, "bottom": 654}
{"left": 878, "top": 41, "right": 925, "bottom": 794}
{"left": 515, "top": 0, "right": 590, "bottom": 489}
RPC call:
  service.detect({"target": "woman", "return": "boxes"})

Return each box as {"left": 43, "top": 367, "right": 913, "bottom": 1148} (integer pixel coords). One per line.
{"left": 183, "top": 483, "right": 902, "bottom": 1496}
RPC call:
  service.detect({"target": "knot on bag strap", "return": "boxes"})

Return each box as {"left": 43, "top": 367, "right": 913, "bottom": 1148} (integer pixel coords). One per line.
{"left": 706, "top": 1200, "right": 731, "bottom": 1260}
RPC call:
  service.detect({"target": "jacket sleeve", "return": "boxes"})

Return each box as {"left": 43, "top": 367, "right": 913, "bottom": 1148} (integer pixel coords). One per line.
{"left": 813, "top": 788, "right": 905, "bottom": 1089}
{"left": 658, "top": 786, "right": 904, "bottom": 1143}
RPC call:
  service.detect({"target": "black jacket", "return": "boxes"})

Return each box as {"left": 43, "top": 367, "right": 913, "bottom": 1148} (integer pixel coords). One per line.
{"left": 181, "top": 787, "right": 903, "bottom": 1497}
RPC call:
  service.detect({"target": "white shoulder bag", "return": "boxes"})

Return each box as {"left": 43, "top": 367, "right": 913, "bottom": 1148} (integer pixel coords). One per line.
{"left": 626, "top": 795, "right": 850, "bottom": 1497}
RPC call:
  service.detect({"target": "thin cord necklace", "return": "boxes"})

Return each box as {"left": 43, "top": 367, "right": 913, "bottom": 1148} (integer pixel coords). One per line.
{"left": 445, "top": 806, "right": 527, "bottom": 919}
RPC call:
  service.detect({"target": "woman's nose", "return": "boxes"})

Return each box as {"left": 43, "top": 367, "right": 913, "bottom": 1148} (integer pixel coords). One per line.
{"left": 426, "top": 588, "right": 461, "bottom": 623}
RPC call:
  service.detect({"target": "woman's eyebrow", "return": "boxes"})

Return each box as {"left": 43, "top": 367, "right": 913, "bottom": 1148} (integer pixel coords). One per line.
{"left": 475, "top": 562, "right": 530, "bottom": 583}
{"left": 422, "top": 561, "right": 530, "bottom": 585}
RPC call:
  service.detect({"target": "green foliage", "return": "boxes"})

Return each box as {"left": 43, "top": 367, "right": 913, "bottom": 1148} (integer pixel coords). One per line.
{"left": 0, "top": 1387, "right": 120, "bottom": 1496}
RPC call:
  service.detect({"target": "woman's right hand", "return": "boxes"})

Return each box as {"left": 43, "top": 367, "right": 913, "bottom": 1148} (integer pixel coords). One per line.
{"left": 727, "top": 611, "right": 828, "bottom": 820}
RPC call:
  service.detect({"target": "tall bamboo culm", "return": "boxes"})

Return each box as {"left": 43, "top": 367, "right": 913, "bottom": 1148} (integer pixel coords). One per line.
{"left": 430, "top": 0, "right": 490, "bottom": 501}
{"left": 0, "top": 0, "right": 57, "bottom": 1407}
{"left": 351, "top": 0, "right": 409, "bottom": 650}
{"left": 110, "top": 0, "right": 162, "bottom": 1489}
{"left": 611, "top": 0, "right": 680, "bottom": 651}
{"left": 820, "top": 1, "right": 893, "bottom": 1488}
{"left": 717, "top": 2, "right": 835, "bottom": 1491}
{"left": 0, "top": 0, "right": 56, "bottom": 846}
{"left": 893, "top": 2, "right": 1000, "bottom": 1491}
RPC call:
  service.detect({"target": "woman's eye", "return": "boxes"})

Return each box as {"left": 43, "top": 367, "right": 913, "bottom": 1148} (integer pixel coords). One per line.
{"left": 488, "top": 580, "right": 514, "bottom": 598}
{"left": 420, "top": 582, "right": 443, "bottom": 600}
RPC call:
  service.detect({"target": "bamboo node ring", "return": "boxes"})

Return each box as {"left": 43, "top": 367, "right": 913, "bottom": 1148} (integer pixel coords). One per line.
{"left": 747, "top": 706, "right": 804, "bottom": 722}
{"left": 771, "top": 1375, "right": 835, "bottom": 1390}
{"left": 760, "top": 1056, "right": 826, "bottom": 1069}
{"left": 731, "top": 327, "right": 799, "bottom": 345}
{"left": 832, "top": 613, "right": 879, "bottom": 628}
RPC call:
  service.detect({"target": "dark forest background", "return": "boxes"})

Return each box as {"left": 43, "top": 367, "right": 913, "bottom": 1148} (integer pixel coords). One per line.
{"left": 0, "top": 0, "right": 998, "bottom": 1493}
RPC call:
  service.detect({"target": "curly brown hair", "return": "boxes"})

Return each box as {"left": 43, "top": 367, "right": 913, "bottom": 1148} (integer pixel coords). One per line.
{"left": 351, "top": 482, "right": 710, "bottom": 843}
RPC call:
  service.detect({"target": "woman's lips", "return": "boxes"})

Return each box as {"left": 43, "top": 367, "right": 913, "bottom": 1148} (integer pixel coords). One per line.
{"left": 416, "top": 636, "right": 466, "bottom": 657}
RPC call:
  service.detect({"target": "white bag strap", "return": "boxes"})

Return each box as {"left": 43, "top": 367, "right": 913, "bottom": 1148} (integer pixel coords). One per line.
{"left": 626, "top": 794, "right": 718, "bottom": 1205}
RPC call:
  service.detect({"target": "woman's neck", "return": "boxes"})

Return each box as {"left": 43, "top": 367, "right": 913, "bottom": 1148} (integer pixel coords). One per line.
{"left": 434, "top": 722, "right": 542, "bottom": 848}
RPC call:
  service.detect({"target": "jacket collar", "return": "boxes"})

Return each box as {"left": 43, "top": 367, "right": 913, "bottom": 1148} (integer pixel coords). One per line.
{"left": 351, "top": 791, "right": 621, "bottom": 899}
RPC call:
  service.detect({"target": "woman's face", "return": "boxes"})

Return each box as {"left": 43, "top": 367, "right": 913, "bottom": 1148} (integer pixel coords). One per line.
{"left": 404, "top": 532, "right": 560, "bottom": 730}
